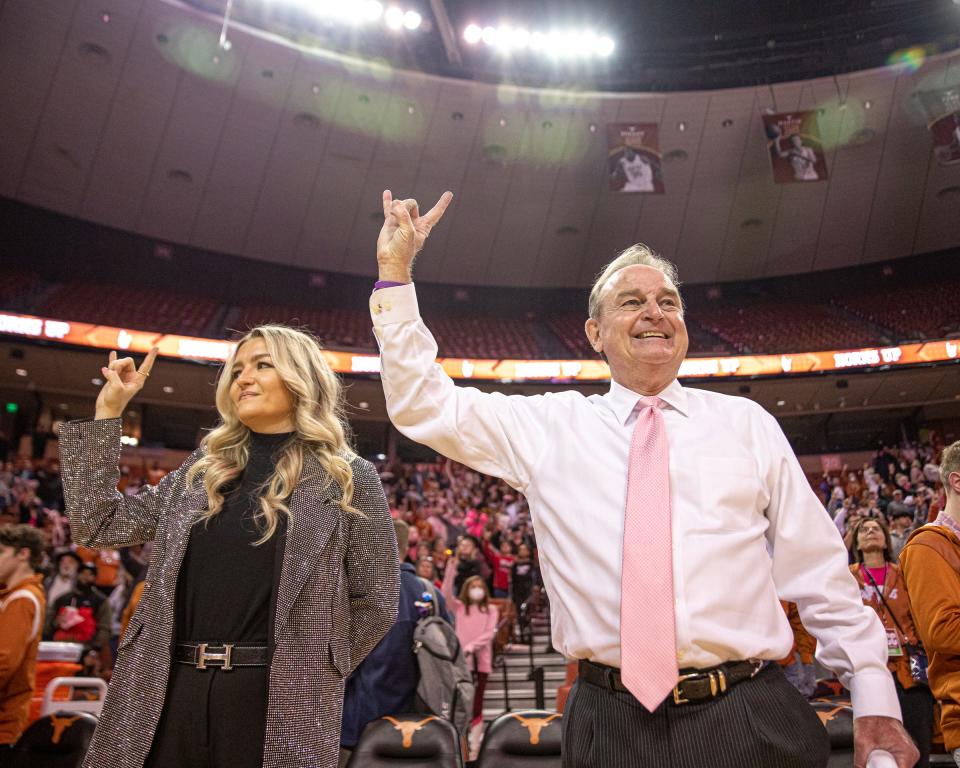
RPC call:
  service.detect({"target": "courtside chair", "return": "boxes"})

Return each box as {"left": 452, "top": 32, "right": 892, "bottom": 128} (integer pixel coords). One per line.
{"left": 347, "top": 714, "right": 462, "bottom": 768}
{"left": 475, "top": 710, "right": 563, "bottom": 767}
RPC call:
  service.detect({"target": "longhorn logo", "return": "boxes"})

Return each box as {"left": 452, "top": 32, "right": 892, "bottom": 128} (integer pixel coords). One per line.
{"left": 813, "top": 704, "right": 849, "bottom": 727}
{"left": 383, "top": 716, "right": 437, "bottom": 748}
{"left": 510, "top": 713, "right": 561, "bottom": 745}
{"left": 49, "top": 714, "right": 81, "bottom": 744}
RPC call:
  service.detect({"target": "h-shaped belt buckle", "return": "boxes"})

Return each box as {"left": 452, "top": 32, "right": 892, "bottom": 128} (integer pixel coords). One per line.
{"left": 196, "top": 643, "right": 234, "bottom": 671}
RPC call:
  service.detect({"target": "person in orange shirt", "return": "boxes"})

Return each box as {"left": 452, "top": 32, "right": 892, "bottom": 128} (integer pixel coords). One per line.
{"left": 74, "top": 545, "right": 121, "bottom": 593}
{"left": 901, "top": 440, "right": 960, "bottom": 767}
{"left": 850, "top": 517, "right": 935, "bottom": 767}
{"left": 0, "top": 524, "right": 47, "bottom": 757}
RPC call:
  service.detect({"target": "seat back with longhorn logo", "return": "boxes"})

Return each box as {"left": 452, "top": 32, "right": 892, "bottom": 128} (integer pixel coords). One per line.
{"left": 475, "top": 709, "right": 563, "bottom": 767}
{"left": 346, "top": 713, "right": 461, "bottom": 767}
{"left": 809, "top": 694, "right": 854, "bottom": 767}
{"left": 9, "top": 711, "right": 98, "bottom": 768}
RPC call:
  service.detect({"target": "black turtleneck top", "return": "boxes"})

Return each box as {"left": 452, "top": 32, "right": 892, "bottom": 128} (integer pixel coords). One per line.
{"left": 175, "top": 431, "right": 293, "bottom": 644}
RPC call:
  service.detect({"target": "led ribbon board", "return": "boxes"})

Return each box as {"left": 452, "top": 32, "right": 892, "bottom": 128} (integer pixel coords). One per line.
{"left": 0, "top": 310, "right": 956, "bottom": 381}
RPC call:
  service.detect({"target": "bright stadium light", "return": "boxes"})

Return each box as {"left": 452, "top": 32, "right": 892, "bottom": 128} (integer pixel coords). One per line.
{"left": 597, "top": 35, "right": 615, "bottom": 56}
{"left": 363, "top": 1, "right": 384, "bottom": 20}
{"left": 464, "top": 22, "right": 615, "bottom": 59}
{"left": 385, "top": 6, "right": 404, "bottom": 29}
{"left": 293, "top": 0, "right": 425, "bottom": 32}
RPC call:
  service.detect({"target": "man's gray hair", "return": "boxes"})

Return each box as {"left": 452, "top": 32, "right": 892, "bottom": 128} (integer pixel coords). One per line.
{"left": 941, "top": 440, "right": 960, "bottom": 493}
{"left": 587, "top": 244, "right": 681, "bottom": 319}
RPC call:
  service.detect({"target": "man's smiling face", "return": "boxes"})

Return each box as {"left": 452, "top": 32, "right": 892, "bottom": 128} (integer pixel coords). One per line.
{"left": 585, "top": 264, "right": 689, "bottom": 394}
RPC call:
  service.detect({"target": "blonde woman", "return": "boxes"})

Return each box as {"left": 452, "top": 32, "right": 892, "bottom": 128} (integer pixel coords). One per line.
{"left": 58, "top": 326, "right": 398, "bottom": 768}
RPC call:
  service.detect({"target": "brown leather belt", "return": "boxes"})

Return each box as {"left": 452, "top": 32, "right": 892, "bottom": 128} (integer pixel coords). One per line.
{"left": 173, "top": 643, "right": 268, "bottom": 671}
{"left": 578, "top": 658, "right": 766, "bottom": 706}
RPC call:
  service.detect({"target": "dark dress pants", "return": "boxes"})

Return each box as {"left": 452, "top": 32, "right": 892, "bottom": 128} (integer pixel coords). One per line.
{"left": 145, "top": 662, "right": 269, "bottom": 768}
{"left": 562, "top": 662, "right": 830, "bottom": 768}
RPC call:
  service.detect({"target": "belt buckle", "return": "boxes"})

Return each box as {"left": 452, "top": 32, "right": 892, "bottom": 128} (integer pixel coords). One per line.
{"left": 672, "top": 668, "right": 728, "bottom": 705}
{"left": 672, "top": 670, "right": 701, "bottom": 705}
{"left": 196, "top": 643, "right": 234, "bottom": 671}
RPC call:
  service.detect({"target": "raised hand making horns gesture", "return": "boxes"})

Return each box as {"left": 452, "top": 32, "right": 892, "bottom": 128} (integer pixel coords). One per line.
{"left": 95, "top": 346, "right": 159, "bottom": 420}
{"left": 376, "top": 189, "right": 453, "bottom": 283}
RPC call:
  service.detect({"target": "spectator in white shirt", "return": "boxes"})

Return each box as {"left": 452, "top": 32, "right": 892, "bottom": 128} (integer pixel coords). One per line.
{"left": 370, "top": 189, "right": 917, "bottom": 768}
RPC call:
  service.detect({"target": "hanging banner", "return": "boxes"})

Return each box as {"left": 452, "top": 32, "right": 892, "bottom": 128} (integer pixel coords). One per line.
{"left": 917, "top": 85, "right": 960, "bottom": 166}
{"left": 608, "top": 123, "right": 664, "bottom": 194}
{"left": 762, "top": 111, "right": 829, "bottom": 183}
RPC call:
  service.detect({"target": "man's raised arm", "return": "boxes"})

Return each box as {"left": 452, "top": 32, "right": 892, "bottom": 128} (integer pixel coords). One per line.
{"left": 372, "top": 190, "right": 548, "bottom": 491}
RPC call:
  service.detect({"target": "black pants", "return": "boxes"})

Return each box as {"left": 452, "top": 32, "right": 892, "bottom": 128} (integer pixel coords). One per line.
{"left": 562, "top": 663, "right": 830, "bottom": 768}
{"left": 145, "top": 662, "right": 269, "bottom": 768}
{"left": 897, "top": 678, "right": 934, "bottom": 768}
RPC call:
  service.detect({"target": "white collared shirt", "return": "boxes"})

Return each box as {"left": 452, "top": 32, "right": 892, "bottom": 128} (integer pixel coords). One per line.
{"left": 371, "top": 283, "right": 899, "bottom": 719}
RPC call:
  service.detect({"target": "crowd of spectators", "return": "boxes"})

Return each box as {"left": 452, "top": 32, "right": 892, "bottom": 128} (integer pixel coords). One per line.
{"left": 818, "top": 439, "right": 948, "bottom": 559}
{"left": 1, "top": 427, "right": 955, "bottom": 757}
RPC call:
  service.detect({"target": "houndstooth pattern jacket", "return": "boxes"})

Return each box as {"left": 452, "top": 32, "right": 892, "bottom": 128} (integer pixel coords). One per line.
{"left": 59, "top": 418, "right": 399, "bottom": 768}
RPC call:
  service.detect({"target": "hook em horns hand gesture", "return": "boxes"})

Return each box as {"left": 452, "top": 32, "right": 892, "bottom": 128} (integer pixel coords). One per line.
{"left": 94, "top": 347, "right": 159, "bottom": 421}
{"left": 376, "top": 190, "right": 453, "bottom": 284}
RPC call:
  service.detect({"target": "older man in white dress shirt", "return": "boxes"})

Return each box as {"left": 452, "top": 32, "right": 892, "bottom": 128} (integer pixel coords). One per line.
{"left": 370, "top": 189, "right": 918, "bottom": 768}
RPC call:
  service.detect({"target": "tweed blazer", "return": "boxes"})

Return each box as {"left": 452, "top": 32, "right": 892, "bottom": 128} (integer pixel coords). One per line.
{"left": 59, "top": 418, "right": 399, "bottom": 768}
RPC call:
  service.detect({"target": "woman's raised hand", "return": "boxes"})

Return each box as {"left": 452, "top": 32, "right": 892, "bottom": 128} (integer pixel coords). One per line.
{"left": 95, "top": 347, "right": 159, "bottom": 420}
{"left": 376, "top": 189, "right": 453, "bottom": 283}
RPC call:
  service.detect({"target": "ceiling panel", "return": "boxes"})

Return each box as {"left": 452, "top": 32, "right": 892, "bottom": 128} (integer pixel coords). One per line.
{"left": 1, "top": 0, "right": 958, "bottom": 289}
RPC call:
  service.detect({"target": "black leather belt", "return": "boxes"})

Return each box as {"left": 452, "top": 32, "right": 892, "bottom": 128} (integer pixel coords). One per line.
{"left": 578, "top": 658, "right": 766, "bottom": 706}
{"left": 173, "top": 643, "right": 268, "bottom": 670}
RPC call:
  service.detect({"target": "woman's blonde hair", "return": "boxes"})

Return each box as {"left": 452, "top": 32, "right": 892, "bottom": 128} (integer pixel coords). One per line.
{"left": 186, "top": 324, "right": 357, "bottom": 545}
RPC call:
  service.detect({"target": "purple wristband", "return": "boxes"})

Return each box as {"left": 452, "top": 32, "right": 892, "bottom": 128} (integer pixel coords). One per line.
{"left": 374, "top": 280, "right": 405, "bottom": 290}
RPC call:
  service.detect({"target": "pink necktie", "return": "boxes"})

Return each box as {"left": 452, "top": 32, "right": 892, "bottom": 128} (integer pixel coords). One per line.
{"left": 620, "top": 395, "right": 678, "bottom": 711}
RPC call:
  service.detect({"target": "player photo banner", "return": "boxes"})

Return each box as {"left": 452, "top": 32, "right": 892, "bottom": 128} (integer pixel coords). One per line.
{"left": 762, "top": 111, "right": 829, "bottom": 183}
{"left": 608, "top": 123, "right": 665, "bottom": 194}
{"left": 917, "top": 86, "right": 960, "bottom": 166}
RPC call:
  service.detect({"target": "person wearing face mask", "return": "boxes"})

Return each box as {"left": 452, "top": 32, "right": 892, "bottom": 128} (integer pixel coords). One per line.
{"left": 58, "top": 327, "right": 398, "bottom": 768}
{"left": 441, "top": 563, "right": 499, "bottom": 735}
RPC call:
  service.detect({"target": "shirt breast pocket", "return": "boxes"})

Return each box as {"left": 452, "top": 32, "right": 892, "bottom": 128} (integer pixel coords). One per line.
{"left": 696, "top": 456, "right": 760, "bottom": 531}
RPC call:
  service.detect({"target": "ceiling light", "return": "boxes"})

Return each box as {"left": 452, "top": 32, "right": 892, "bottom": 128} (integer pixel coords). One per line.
{"left": 162, "top": 386, "right": 175, "bottom": 394}
{"left": 677, "top": 121, "right": 687, "bottom": 132}
{"left": 464, "top": 24, "right": 482, "bottom": 44}
{"left": 402, "top": 10, "right": 421, "bottom": 30}
{"left": 385, "top": 7, "right": 404, "bottom": 30}
{"left": 363, "top": 1, "right": 383, "bottom": 20}
{"left": 498, "top": 117, "right": 507, "bottom": 127}
{"left": 588, "top": 123, "right": 597, "bottom": 133}
{"left": 776, "top": 399, "right": 786, "bottom": 407}
{"left": 407, "top": 104, "right": 415, "bottom": 114}
{"left": 596, "top": 36, "right": 615, "bottom": 57}
{"left": 15, "top": 368, "right": 27, "bottom": 377}
{"left": 358, "top": 401, "right": 369, "bottom": 409}
{"left": 101, "top": 11, "right": 111, "bottom": 23}
{"left": 468, "top": 24, "right": 613, "bottom": 59}
{"left": 92, "top": 377, "right": 104, "bottom": 386}
{"left": 864, "top": 99, "right": 872, "bottom": 109}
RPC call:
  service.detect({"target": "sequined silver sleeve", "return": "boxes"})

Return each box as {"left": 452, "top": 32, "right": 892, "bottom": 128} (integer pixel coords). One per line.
{"left": 344, "top": 456, "right": 400, "bottom": 673}
{"left": 58, "top": 418, "right": 200, "bottom": 548}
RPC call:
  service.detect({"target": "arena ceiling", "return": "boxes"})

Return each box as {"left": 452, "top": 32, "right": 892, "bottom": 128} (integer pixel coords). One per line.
{"left": 1, "top": 0, "right": 959, "bottom": 289}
